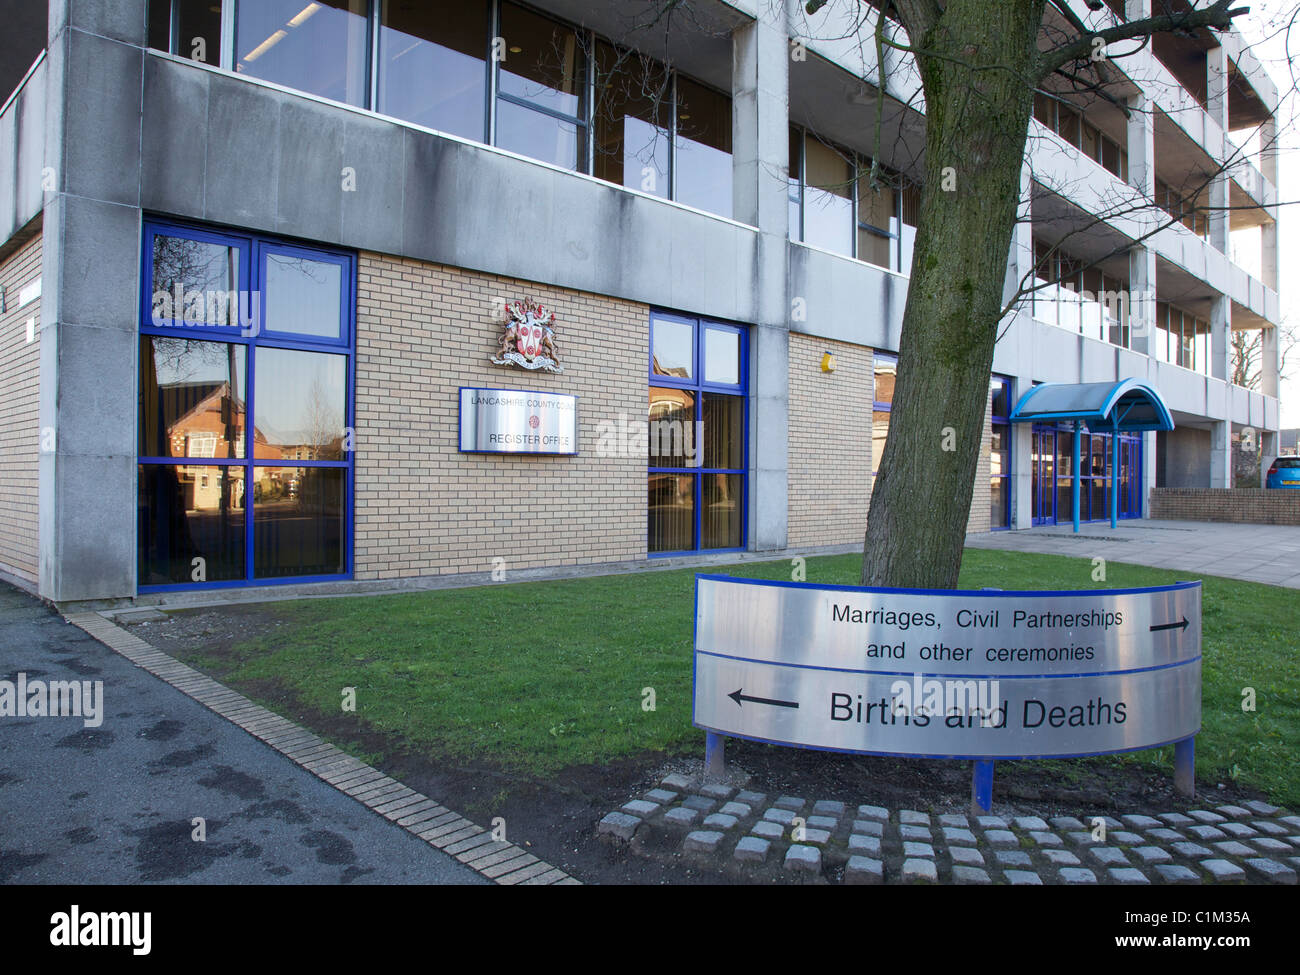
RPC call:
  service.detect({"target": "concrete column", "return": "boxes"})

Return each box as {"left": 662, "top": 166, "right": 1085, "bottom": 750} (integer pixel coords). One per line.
{"left": 1210, "top": 420, "right": 1231, "bottom": 488}
{"left": 1260, "top": 116, "right": 1279, "bottom": 186}
{"left": 1012, "top": 413, "right": 1033, "bottom": 529}
{"left": 1126, "top": 92, "right": 1155, "bottom": 199}
{"left": 1209, "top": 294, "right": 1230, "bottom": 382}
{"left": 39, "top": 0, "right": 147, "bottom": 602}
{"left": 1142, "top": 430, "right": 1157, "bottom": 516}
{"left": 1004, "top": 157, "right": 1033, "bottom": 312}
{"left": 1260, "top": 118, "right": 1280, "bottom": 292}
{"left": 1128, "top": 245, "right": 1156, "bottom": 357}
{"left": 732, "top": 3, "right": 791, "bottom": 551}
{"left": 1206, "top": 45, "right": 1229, "bottom": 253}
{"left": 1260, "top": 429, "right": 1278, "bottom": 485}
{"left": 1261, "top": 324, "right": 1279, "bottom": 399}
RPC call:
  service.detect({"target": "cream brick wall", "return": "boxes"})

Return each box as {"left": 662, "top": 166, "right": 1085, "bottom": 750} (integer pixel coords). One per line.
{"left": 787, "top": 333, "right": 996, "bottom": 547}
{"left": 967, "top": 387, "right": 995, "bottom": 534}
{"left": 787, "top": 334, "right": 872, "bottom": 548}
{"left": 0, "top": 231, "right": 41, "bottom": 583}
{"left": 353, "top": 254, "right": 648, "bottom": 578}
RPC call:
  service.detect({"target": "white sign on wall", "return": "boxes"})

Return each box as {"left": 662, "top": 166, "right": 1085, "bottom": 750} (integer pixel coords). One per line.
{"left": 458, "top": 387, "right": 577, "bottom": 455}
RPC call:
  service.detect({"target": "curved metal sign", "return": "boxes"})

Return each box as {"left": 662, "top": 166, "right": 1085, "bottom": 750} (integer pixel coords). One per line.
{"left": 692, "top": 575, "right": 1201, "bottom": 760}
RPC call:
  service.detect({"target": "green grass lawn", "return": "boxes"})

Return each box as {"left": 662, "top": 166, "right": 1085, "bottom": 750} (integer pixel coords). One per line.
{"left": 177, "top": 549, "right": 1300, "bottom": 805}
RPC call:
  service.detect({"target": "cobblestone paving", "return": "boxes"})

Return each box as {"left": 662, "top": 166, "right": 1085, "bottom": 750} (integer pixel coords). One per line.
{"left": 598, "top": 774, "right": 1299, "bottom": 884}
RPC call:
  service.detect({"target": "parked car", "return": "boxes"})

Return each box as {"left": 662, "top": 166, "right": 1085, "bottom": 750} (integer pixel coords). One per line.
{"left": 1266, "top": 456, "right": 1300, "bottom": 489}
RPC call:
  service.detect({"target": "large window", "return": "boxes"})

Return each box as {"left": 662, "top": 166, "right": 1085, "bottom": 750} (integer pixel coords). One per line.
{"left": 377, "top": 0, "right": 489, "bottom": 140}
{"left": 138, "top": 221, "right": 354, "bottom": 589}
{"left": 148, "top": 1, "right": 734, "bottom": 219}
{"left": 788, "top": 126, "right": 919, "bottom": 274}
{"left": 495, "top": 2, "right": 587, "bottom": 170}
{"left": 989, "top": 377, "right": 1012, "bottom": 530}
{"left": 872, "top": 352, "right": 895, "bottom": 477}
{"left": 149, "top": 0, "right": 223, "bottom": 64}
{"left": 1032, "top": 240, "right": 1130, "bottom": 347}
{"left": 648, "top": 312, "right": 746, "bottom": 554}
{"left": 593, "top": 42, "right": 671, "bottom": 198}
{"left": 236, "top": 0, "right": 370, "bottom": 106}
{"left": 1155, "top": 178, "right": 1210, "bottom": 241}
{"left": 1033, "top": 92, "right": 1128, "bottom": 182}
{"left": 1153, "top": 301, "right": 1210, "bottom": 374}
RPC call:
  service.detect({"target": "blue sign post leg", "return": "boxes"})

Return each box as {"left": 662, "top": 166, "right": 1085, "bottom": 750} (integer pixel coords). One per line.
{"left": 705, "top": 731, "right": 726, "bottom": 781}
{"left": 971, "top": 760, "right": 995, "bottom": 815}
{"left": 1174, "top": 737, "right": 1195, "bottom": 798}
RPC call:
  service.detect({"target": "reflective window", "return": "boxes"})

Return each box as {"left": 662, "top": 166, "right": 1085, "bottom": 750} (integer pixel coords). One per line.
{"left": 254, "top": 347, "right": 348, "bottom": 460}
{"left": 151, "top": 234, "right": 242, "bottom": 328}
{"left": 648, "top": 473, "right": 694, "bottom": 552}
{"left": 264, "top": 251, "right": 345, "bottom": 340}
{"left": 498, "top": 2, "right": 584, "bottom": 115}
{"left": 788, "top": 126, "right": 803, "bottom": 241}
{"left": 652, "top": 316, "right": 694, "bottom": 379}
{"left": 140, "top": 221, "right": 354, "bottom": 589}
{"left": 648, "top": 387, "right": 696, "bottom": 467}
{"left": 900, "top": 183, "right": 919, "bottom": 275}
{"left": 648, "top": 312, "right": 745, "bottom": 553}
{"left": 703, "top": 329, "right": 740, "bottom": 386}
{"left": 872, "top": 352, "right": 897, "bottom": 476}
{"left": 236, "top": 0, "right": 370, "bottom": 107}
{"left": 989, "top": 376, "right": 1012, "bottom": 530}
{"left": 253, "top": 466, "right": 346, "bottom": 578}
{"left": 495, "top": 100, "right": 581, "bottom": 169}
{"left": 674, "top": 78, "right": 732, "bottom": 218}
{"left": 140, "top": 337, "right": 247, "bottom": 459}
{"left": 703, "top": 394, "right": 743, "bottom": 469}
{"left": 377, "top": 0, "right": 488, "bottom": 140}
{"left": 803, "top": 136, "right": 853, "bottom": 256}
{"left": 873, "top": 353, "right": 896, "bottom": 407}
{"left": 593, "top": 42, "right": 671, "bottom": 197}
{"left": 139, "top": 464, "right": 247, "bottom": 585}
{"left": 702, "top": 472, "right": 742, "bottom": 549}
{"left": 149, "top": 0, "right": 223, "bottom": 64}
{"left": 495, "top": 2, "right": 585, "bottom": 172}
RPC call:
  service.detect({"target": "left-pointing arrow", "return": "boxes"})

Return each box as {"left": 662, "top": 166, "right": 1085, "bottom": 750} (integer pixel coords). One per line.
{"left": 728, "top": 688, "right": 799, "bottom": 709}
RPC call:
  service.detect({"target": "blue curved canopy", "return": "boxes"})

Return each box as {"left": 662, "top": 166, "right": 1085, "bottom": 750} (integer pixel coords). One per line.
{"left": 1010, "top": 379, "right": 1174, "bottom": 432}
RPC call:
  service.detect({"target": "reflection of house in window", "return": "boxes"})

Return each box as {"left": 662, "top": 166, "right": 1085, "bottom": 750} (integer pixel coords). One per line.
{"left": 651, "top": 355, "right": 689, "bottom": 379}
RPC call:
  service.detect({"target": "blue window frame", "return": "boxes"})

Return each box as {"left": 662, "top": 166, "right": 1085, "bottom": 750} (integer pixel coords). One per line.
{"left": 648, "top": 310, "right": 747, "bottom": 555}
{"left": 138, "top": 218, "right": 356, "bottom": 591}
{"left": 990, "top": 376, "right": 1012, "bottom": 530}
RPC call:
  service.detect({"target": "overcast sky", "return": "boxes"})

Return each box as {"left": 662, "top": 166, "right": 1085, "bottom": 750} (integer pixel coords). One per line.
{"left": 1236, "top": 1, "right": 1298, "bottom": 426}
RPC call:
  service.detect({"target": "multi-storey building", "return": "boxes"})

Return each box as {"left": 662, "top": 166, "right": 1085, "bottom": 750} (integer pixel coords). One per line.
{"left": 0, "top": 0, "right": 1282, "bottom": 603}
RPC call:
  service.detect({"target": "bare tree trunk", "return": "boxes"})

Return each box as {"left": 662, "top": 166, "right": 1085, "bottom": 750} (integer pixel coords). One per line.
{"left": 863, "top": 1, "right": 1045, "bottom": 589}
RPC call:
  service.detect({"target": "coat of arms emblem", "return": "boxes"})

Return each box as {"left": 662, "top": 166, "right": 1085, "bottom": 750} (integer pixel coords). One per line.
{"left": 492, "top": 298, "right": 563, "bottom": 373}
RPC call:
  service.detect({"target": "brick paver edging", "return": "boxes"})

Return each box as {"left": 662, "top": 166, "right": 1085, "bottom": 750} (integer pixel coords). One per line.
{"left": 64, "top": 612, "right": 578, "bottom": 886}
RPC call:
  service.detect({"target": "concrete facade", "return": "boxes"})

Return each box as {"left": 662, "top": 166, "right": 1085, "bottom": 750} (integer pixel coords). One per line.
{"left": 0, "top": 0, "right": 1282, "bottom": 603}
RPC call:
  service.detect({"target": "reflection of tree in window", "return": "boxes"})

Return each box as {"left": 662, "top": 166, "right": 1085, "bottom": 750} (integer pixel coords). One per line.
{"left": 593, "top": 41, "right": 671, "bottom": 195}
{"left": 152, "top": 236, "right": 237, "bottom": 325}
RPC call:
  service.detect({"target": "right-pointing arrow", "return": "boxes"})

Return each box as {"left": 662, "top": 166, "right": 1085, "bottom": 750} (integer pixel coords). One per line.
{"left": 1149, "top": 616, "right": 1189, "bottom": 633}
